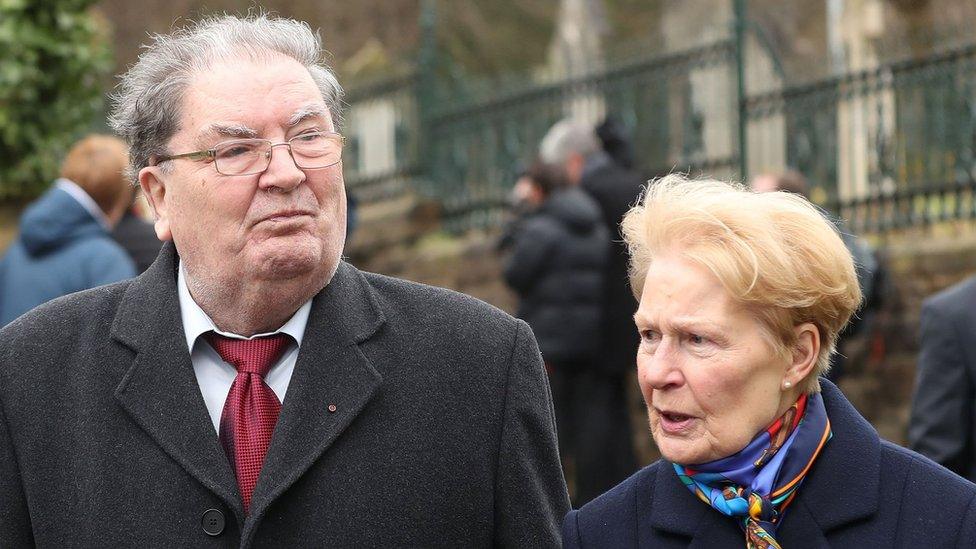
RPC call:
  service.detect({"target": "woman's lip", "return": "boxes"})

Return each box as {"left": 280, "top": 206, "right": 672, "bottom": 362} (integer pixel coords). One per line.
{"left": 657, "top": 409, "right": 696, "bottom": 434}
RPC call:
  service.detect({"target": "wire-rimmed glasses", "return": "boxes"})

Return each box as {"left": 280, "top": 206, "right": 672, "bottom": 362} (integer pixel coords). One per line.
{"left": 156, "top": 131, "right": 344, "bottom": 176}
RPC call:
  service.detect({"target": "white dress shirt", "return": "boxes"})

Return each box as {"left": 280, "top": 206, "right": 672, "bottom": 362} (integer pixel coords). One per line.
{"left": 178, "top": 262, "right": 312, "bottom": 433}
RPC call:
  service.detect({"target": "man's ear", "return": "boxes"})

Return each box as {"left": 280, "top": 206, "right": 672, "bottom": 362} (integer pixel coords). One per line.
{"left": 785, "top": 323, "right": 820, "bottom": 388}
{"left": 138, "top": 166, "right": 173, "bottom": 242}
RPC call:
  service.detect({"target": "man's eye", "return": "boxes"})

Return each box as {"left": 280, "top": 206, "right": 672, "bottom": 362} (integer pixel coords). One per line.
{"left": 295, "top": 132, "right": 325, "bottom": 143}
{"left": 218, "top": 145, "right": 257, "bottom": 158}
{"left": 689, "top": 334, "right": 705, "bottom": 345}
{"left": 640, "top": 330, "right": 659, "bottom": 343}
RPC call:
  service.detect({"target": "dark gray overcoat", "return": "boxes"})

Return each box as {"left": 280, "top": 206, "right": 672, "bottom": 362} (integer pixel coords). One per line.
{"left": 909, "top": 274, "right": 976, "bottom": 482}
{"left": 0, "top": 243, "right": 570, "bottom": 547}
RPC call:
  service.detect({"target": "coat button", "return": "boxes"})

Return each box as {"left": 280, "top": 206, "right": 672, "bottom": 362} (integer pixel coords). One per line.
{"left": 201, "top": 508, "right": 225, "bottom": 536}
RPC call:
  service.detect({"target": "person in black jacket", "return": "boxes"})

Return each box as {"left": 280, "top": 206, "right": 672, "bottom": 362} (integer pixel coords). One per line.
{"left": 540, "top": 119, "right": 642, "bottom": 500}
{"left": 503, "top": 161, "right": 613, "bottom": 505}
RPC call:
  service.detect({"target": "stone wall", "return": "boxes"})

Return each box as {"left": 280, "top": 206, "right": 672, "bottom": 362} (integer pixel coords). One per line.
{"left": 346, "top": 192, "right": 517, "bottom": 314}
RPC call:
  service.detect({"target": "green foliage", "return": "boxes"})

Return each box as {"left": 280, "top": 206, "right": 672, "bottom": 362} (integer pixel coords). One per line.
{"left": 0, "top": 0, "right": 112, "bottom": 199}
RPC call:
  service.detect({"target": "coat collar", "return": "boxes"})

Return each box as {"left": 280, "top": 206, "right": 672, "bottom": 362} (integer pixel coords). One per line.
{"left": 644, "top": 380, "right": 880, "bottom": 546}
{"left": 111, "top": 243, "right": 386, "bottom": 533}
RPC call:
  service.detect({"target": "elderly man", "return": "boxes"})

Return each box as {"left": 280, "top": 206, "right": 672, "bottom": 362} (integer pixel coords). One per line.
{"left": 0, "top": 14, "right": 568, "bottom": 547}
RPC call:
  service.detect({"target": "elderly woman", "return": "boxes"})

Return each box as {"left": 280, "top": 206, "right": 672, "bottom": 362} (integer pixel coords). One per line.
{"left": 563, "top": 175, "right": 976, "bottom": 548}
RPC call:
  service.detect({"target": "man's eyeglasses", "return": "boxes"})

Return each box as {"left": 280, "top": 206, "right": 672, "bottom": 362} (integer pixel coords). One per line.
{"left": 155, "top": 131, "right": 344, "bottom": 176}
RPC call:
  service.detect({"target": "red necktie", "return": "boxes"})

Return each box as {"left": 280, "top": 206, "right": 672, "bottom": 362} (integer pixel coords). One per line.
{"left": 205, "top": 332, "right": 291, "bottom": 513}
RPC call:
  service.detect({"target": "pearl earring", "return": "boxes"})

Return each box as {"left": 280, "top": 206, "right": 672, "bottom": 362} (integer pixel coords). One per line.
{"left": 783, "top": 380, "right": 792, "bottom": 389}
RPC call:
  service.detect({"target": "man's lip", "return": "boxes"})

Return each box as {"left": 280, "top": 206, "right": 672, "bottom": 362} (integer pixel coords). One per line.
{"left": 258, "top": 210, "right": 315, "bottom": 223}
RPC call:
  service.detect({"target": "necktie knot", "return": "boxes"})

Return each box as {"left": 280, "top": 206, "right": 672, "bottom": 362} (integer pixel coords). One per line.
{"left": 205, "top": 332, "right": 291, "bottom": 377}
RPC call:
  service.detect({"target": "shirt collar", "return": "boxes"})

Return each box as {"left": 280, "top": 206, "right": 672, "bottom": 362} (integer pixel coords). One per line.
{"left": 177, "top": 260, "right": 312, "bottom": 352}
{"left": 55, "top": 178, "right": 112, "bottom": 231}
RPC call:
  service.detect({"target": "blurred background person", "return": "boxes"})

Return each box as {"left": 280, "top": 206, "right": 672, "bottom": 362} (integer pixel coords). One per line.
{"left": 111, "top": 187, "right": 163, "bottom": 274}
{"left": 0, "top": 135, "right": 136, "bottom": 326}
{"left": 908, "top": 274, "right": 976, "bottom": 482}
{"left": 751, "top": 169, "right": 884, "bottom": 383}
{"left": 564, "top": 175, "right": 976, "bottom": 548}
{"left": 540, "top": 118, "right": 640, "bottom": 500}
{"left": 595, "top": 116, "right": 635, "bottom": 170}
{"left": 502, "top": 160, "right": 610, "bottom": 506}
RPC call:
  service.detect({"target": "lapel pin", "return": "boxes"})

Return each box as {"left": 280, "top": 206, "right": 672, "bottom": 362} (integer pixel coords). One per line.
{"left": 328, "top": 404, "right": 338, "bottom": 413}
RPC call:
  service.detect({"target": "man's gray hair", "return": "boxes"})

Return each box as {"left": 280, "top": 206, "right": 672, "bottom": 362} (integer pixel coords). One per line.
{"left": 109, "top": 13, "right": 344, "bottom": 182}
{"left": 538, "top": 119, "right": 600, "bottom": 165}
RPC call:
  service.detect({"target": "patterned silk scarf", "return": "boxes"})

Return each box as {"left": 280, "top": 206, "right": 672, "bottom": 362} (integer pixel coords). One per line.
{"left": 673, "top": 392, "right": 831, "bottom": 549}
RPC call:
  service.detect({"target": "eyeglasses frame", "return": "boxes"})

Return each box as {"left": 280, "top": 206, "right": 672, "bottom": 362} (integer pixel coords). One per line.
{"left": 154, "top": 131, "right": 345, "bottom": 176}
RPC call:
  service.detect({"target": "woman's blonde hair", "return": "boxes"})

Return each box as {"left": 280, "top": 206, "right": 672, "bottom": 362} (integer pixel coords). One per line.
{"left": 621, "top": 174, "right": 862, "bottom": 393}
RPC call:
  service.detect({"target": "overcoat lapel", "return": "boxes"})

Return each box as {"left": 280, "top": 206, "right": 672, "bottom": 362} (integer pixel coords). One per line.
{"left": 110, "top": 243, "right": 243, "bottom": 518}
{"left": 243, "top": 262, "right": 385, "bottom": 538}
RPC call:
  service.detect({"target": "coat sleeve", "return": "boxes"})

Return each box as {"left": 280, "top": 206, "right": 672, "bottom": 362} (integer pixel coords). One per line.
{"left": 493, "top": 319, "right": 571, "bottom": 547}
{"left": 908, "top": 300, "right": 975, "bottom": 475}
{"left": 502, "top": 220, "right": 557, "bottom": 294}
{"left": 0, "top": 391, "right": 34, "bottom": 546}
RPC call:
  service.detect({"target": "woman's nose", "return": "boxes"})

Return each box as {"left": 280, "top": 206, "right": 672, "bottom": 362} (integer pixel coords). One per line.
{"left": 639, "top": 337, "right": 684, "bottom": 390}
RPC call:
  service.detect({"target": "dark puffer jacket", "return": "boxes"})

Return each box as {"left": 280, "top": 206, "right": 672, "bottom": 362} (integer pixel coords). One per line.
{"left": 503, "top": 188, "right": 609, "bottom": 365}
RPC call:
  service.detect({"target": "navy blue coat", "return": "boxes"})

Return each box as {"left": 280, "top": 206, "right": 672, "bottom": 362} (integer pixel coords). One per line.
{"left": 563, "top": 380, "right": 976, "bottom": 548}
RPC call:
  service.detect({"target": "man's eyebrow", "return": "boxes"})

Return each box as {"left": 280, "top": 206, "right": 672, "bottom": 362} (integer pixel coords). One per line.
{"left": 195, "top": 123, "right": 259, "bottom": 147}
{"left": 287, "top": 105, "right": 329, "bottom": 127}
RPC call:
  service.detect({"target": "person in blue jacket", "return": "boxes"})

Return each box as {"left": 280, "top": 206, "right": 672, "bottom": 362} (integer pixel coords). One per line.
{"left": 0, "top": 135, "right": 136, "bottom": 325}
{"left": 563, "top": 175, "right": 976, "bottom": 548}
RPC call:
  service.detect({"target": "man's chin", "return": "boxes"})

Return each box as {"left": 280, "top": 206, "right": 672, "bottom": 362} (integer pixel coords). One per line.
{"left": 251, "top": 240, "right": 325, "bottom": 279}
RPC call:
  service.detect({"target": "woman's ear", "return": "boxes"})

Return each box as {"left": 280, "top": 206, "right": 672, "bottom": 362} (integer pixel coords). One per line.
{"left": 785, "top": 323, "right": 820, "bottom": 389}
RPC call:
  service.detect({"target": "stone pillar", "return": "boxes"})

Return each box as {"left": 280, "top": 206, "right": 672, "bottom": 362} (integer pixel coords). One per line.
{"left": 835, "top": 0, "right": 895, "bottom": 201}
{"left": 548, "top": 0, "right": 608, "bottom": 124}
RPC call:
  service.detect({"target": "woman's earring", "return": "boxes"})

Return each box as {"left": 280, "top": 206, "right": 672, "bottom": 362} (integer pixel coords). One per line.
{"left": 783, "top": 380, "right": 792, "bottom": 389}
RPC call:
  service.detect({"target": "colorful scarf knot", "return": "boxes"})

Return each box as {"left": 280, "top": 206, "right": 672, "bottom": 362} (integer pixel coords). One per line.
{"left": 673, "top": 392, "right": 831, "bottom": 549}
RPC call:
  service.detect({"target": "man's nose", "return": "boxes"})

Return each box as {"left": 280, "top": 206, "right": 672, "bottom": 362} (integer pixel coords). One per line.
{"left": 258, "top": 143, "right": 305, "bottom": 191}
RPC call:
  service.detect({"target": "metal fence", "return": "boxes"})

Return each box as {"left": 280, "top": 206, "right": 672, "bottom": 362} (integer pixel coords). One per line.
{"left": 745, "top": 42, "right": 976, "bottom": 235}
{"left": 343, "top": 21, "right": 976, "bottom": 236}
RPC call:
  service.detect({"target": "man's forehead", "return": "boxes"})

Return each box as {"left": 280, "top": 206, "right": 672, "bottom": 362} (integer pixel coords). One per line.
{"left": 179, "top": 57, "right": 332, "bottom": 139}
